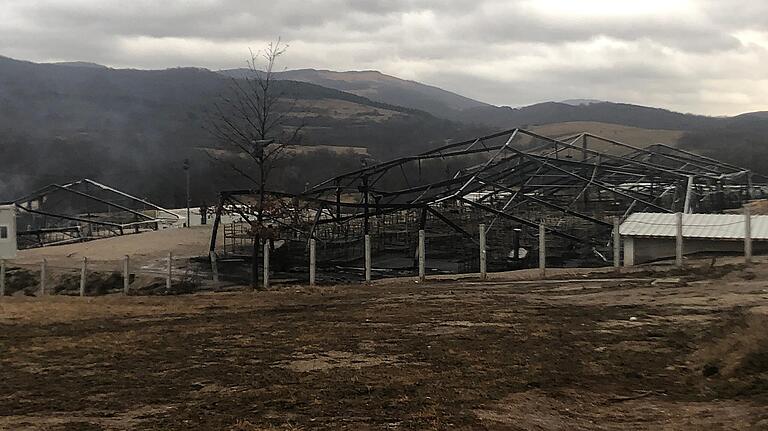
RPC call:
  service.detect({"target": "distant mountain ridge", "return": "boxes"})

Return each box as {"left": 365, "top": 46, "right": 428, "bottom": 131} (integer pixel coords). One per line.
{"left": 51, "top": 61, "right": 109, "bottom": 69}
{"left": 32, "top": 58, "right": 768, "bottom": 133}
{"left": 455, "top": 101, "right": 724, "bottom": 131}
{"left": 218, "top": 67, "right": 492, "bottom": 119}
{"left": 2, "top": 54, "right": 767, "bottom": 203}
{"left": 217, "top": 67, "right": 768, "bottom": 133}
{"left": 560, "top": 99, "right": 605, "bottom": 106}
{"left": 0, "top": 55, "right": 484, "bottom": 205}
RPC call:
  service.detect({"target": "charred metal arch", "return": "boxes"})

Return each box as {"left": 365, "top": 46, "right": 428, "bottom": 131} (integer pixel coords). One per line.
{"left": 14, "top": 178, "right": 179, "bottom": 248}
{"left": 209, "top": 128, "right": 767, "bottom": 273}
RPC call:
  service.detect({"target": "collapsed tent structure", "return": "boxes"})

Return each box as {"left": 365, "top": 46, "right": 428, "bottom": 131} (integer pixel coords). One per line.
{"left": 209, "top": 128, "right": 766, "bottom": 275}
{"left": 14, "top": 179, "right": 179, "bottom": 249}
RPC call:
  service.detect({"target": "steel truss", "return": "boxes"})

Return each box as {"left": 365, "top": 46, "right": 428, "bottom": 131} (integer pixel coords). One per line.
{"left": 14, "top": 178, "right": 179, "bottom": 248}
{"left": 211, "top": 129, "right": 766, "bottom": 272}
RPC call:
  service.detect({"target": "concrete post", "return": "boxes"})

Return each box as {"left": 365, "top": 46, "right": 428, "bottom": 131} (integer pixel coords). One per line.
{"left": 0, "top": 259, "right": 6, "bottom": 298}
{"left": 418, "top": 229, "right": 426, "bottom": 282}
{"left": 683, "top": 175, "right": 695, "bottom": 214}
{"left": 309, "top": 239, "right": 316, "bottom": 286}
{"left": 512, "top": 228, "right": 521, "bottom": 259}
{"left": 123, "top": 255, "right": 130, "bottom": 295}
{"left": 613, "top": 217, "right": 621, "bottom": 270}
{"left": 745, "top": 206, "right": 752, "bottom": 264}
{"left": 624, "top": 238, "right": 635, "bottom": 267}
{"left": 539, "top": 224, "right": 546, "bottom": 278}
{"left": 166, "top": 251, "right": 173, "bottom": 292}
{"left": 364, "top": 234, "right": 371, "bottom": 283}
{"left": 479, "top": 224, "right": 487, "bottom": 280}
{"left": 209, "top": 251, "right": 219, "bottom": 283}
{"left": 40, "top": 259, "right": 47, "bottom": 296}
{"left": 263, "top": 241, "right": 270, "bottom": 289}
{"left": 675, "top": 212, "right": 684, "bottom": 268}
{"left": 79, "top": 257, "right": 87, "bottom": 297}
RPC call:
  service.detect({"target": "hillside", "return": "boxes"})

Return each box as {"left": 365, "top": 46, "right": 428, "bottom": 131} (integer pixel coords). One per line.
{"left": 678, "top": 114, "right": 768, "bottom": 176}
{"left": 0, "top": 56, "right": 486, "bottom": 206}
{"left": 530, "top": 122, "right": 684, "bottom": 147}
{"left": 219, "top": 68, "right": 491, "bottom": 119}
{"left": 218, "top": 67, "right": 761, "bottom": 135}
{"left": 2, "top": 55, "right": 767, "bottom": 206}
{"left": 456, "top": 101, "right": 722, "bottom": 130}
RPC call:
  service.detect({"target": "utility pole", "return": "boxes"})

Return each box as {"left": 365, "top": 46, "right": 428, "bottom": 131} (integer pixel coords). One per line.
{"left": 183, "top": 159, "right": 191, "bottom": 228}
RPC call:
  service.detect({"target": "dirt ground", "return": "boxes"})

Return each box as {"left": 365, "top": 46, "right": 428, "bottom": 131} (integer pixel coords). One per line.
{"left": 1, "top": 261, "right": 768, "bottom": 430}
{"left": 12, "top": 226, "right": 222, "bottom": 270}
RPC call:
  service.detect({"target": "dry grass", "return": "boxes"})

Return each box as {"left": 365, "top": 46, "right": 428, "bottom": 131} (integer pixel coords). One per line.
{"left": 532, "top": 121, "right": 684, "bottom": 148}
{"left": 2, "top": 261, "right": 768, "bottom": 429}
{"left": 288, "top": 98, "right": 404, "bottom": 122}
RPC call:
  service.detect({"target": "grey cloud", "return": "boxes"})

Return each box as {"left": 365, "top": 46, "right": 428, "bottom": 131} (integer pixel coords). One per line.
{"left": 700, "top": 0, "right": 768, "bottom": 29}
{"left": 1, "top": 0, "right": 766, "bottom": 115}
{"left": 453, "top": 7, "right": 741, "bottom": 53}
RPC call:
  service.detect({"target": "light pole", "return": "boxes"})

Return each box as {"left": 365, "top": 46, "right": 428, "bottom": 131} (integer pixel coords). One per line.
{"left": 183, "top": 159, "right": 190, "bottom": 228}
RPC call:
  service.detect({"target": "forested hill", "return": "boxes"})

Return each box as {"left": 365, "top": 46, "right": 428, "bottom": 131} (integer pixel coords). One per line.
{"left": 1, "top": 55, "right": 766, "bottom": 207}
{"left": 455, "top": 101, "right": 722, "bottom": 131}
{"left": 219, "top": 67, "right": 765, "bottom": 135}
{"left": 219, "top": 67, "right": 492, "bottom": 120}
{"left": 0, "top": 56, "right": 486, "bottom": 206}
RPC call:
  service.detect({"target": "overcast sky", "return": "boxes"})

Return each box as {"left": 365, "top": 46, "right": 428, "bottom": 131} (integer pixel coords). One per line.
{"left": 2, "top": 0, "right": 767, "bottom": 116}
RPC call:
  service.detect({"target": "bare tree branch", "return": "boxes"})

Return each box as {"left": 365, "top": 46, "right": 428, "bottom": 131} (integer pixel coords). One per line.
{"left": 206, "top": 39, "right": 307, "bottom": 287}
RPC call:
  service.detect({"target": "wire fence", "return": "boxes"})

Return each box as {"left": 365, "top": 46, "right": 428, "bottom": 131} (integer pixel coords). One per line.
{"left": 0, "top": 253, "right": 249, "bottom": 298}
{"left": 0, "top": 212, "right": 757, "bottom": 298}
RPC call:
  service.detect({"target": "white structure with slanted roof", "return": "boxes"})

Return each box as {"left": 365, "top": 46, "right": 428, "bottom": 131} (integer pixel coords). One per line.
{"left": 0, "top": 205, "right": 17, "bottom": 259}
{"left": 620, "top": 212, "right": 768, "bottom": 265}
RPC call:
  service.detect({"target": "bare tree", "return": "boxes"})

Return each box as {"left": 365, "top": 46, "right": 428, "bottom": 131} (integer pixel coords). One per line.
{"left": 208, "top": 39, "right": 302, "bottom": 288}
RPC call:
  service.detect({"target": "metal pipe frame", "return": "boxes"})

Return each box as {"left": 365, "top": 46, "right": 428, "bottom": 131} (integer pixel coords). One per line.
{"left": 211, "top": 128, "right": 766, "bottom": 265}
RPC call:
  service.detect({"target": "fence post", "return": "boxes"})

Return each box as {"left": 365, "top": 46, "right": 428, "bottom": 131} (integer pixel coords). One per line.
{"left": 745, "top": 206, "right": 752, "bottom": 264}
{"left": 479, "top": 224, "right": 487, "bottom": 280}
{"left": 309, "top": 239, "right": 316, "bottom": 286}
{"left": 263, "top": 240, "right": 270, "bottom": 289}
{"left": 675, "top": 212, "right": 684, "bottom": 268}
{"left": 364, "top": 234, "right": 372, "bottom": 283}
{"left": 79, "top": 257, "right": 87, "bottom": 297}
{"left": 123, "top": 255, "right": 130, "bottom": 295}
{"left": 209, "top": 251, "right": 219, "bottom": 283}
{"left": 166, "top": 251, "right": 172, "bottom": 292}
{"left": 418, "top": 229, "right": 426, "bottom": 282}
{"left": 0, "top": 259, "right": 5, "bottom": 298}
{"left": 539, "top": 224, "right": 546, "bottom": 278}
{"left": 613, "top": 217, "right": 621, "bottom": 270}
{"left": 40, "top": 259, "right": 47, "bottom": 296}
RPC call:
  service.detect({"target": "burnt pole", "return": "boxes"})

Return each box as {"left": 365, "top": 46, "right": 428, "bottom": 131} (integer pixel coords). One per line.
{"left": 335, "top": 180, "right": 341, "bottom": 221}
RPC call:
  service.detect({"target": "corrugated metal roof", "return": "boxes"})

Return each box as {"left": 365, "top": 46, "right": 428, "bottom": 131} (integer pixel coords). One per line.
{"left": 620, "top": 212, "right": 768, "bottom": 240}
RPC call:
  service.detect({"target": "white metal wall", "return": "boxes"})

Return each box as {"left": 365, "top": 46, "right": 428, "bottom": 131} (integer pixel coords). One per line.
{"left": 0, "top": 205, "right": 17, "bottom": 259}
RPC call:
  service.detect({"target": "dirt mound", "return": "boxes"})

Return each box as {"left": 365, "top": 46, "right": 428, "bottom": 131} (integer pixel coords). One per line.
{"left": 48, "top": 271, "right": 124, "bottom": 296}
{"left": 12, "top": 225, "right": 221, "bottom": 269}
{"left": 690, "top": 308, "right": 768, "bottom": 398}
{"left": 476, "top": 389, "right": 765, "bottom": 430}
{"left": 1, "top": 267, "right": 124, "bottom": 297}
{"left": 0, "top": 265, "right": 202, "bottom": 297}
{"left": 3, "top": 267, "right": 40, "bottom": 296}
{"left": 126, "top": 274, "right": 198, "bottom": 295}
{"left": 725, "top": 199, "right": 768, "bottom": 215}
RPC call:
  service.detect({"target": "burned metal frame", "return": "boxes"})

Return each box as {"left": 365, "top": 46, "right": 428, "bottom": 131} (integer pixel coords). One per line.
{"left": 14, "top": 178, "right": 179, "bottom": 248}
{"left": 210, "top": 128, "right": 765, "bottom": 271}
